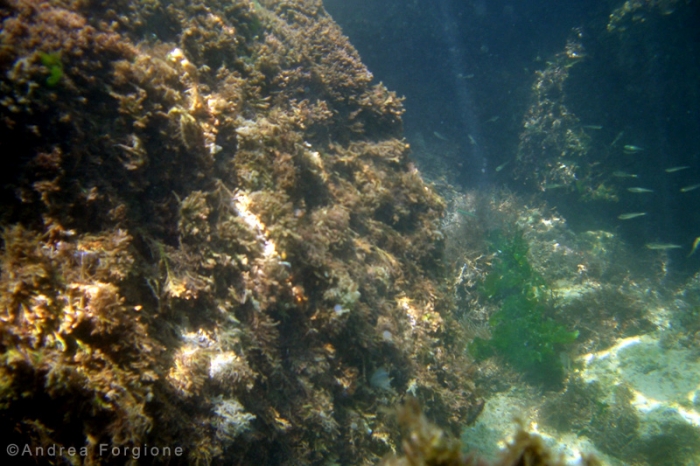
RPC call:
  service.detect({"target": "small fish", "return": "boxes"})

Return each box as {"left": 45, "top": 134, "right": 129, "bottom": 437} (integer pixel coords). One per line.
{"left": 369, "top": 367, "right": 393, "bottom": 391}
{"left": 559, "top": 352, "right": 572, "bottom": 372}
{"left": 646, "top": 243, "right": 682, "bottom": 250}
{"left": 612, "top": 171, "right": 638, "bottom": 178}
{"left": 433, "top": 131, "right": 448, "bottom": 141}
{"left": 486, "top": 116, "right": 500, "bottom": 123}
{"left": 468, "top": 134, "right": 477, "bottom": 146}
{"left": 610, "top": 131, "right": 624, "bottom": 147}
{"left": 627, "top": 187, "right": 653, "bottom": 193}
{"left": 681, "top": 184, "right": 700, "bottom": 193}
{"left": 623, "top": 145, "right": 645, "bottom": 154}
{"left": 457, "top": 209, "right": 476, "bottom": 218}
{"left": 689, "top": 237, "right": 700, "bottom": 258}
{"left": 665, "top": 166, "right": 690, "bottom": 173}
{"left": 544, "top": 183, "right": 568, "bottom": 190}
{"left": 495, "top": 161, "right": 510, "bottom": 172}
{"left": 618, "top": 212, "right": 647, "bottom": 220}
{"left": 582, "top": 125, "right": 603, "bottom": 130}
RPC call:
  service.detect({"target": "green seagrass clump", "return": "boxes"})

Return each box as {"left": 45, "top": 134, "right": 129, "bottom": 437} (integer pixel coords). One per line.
{"left": 470, "top": 230, "right": 578, "bottom": 386}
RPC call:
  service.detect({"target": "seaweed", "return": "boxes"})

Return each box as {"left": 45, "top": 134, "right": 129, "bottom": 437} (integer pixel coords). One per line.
{"left": 479, "top": 230, "right": 545, "bottom": 300}
{"left": 39, "top": 52, "right": 63, "bottom": 87}
{"left": 470, "top": 230, "right": 578, "bottom": 386}
{"left": 381, "top": 398, "right": 601, "bottom": 466}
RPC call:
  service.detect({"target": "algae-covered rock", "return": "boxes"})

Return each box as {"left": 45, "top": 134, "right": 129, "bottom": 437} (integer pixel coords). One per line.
{"left": 0, "top": 0, "right": 481, "bottom": 463}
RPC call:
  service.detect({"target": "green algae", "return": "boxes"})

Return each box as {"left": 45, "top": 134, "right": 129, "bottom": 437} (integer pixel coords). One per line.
{"left": 471, "top": 230, "right": 578, "bottom": 386}
{"left": 39, "top": 52, "right": 63, "bottom": 87}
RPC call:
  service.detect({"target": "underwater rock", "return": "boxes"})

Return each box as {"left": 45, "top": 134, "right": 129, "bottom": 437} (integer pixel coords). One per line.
{"left": 576, "top": 334, "right": 700, "bottom": 465}
{"left": 381, "top": 398, "right": 602, "bottom": 466}
{"left": 0, "top": 0, "right": 480, "bottom": 463}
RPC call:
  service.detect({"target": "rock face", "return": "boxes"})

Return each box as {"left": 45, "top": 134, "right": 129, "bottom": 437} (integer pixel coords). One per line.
{"left": 0, "top": 0, "right": 481, "bottom": 464}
